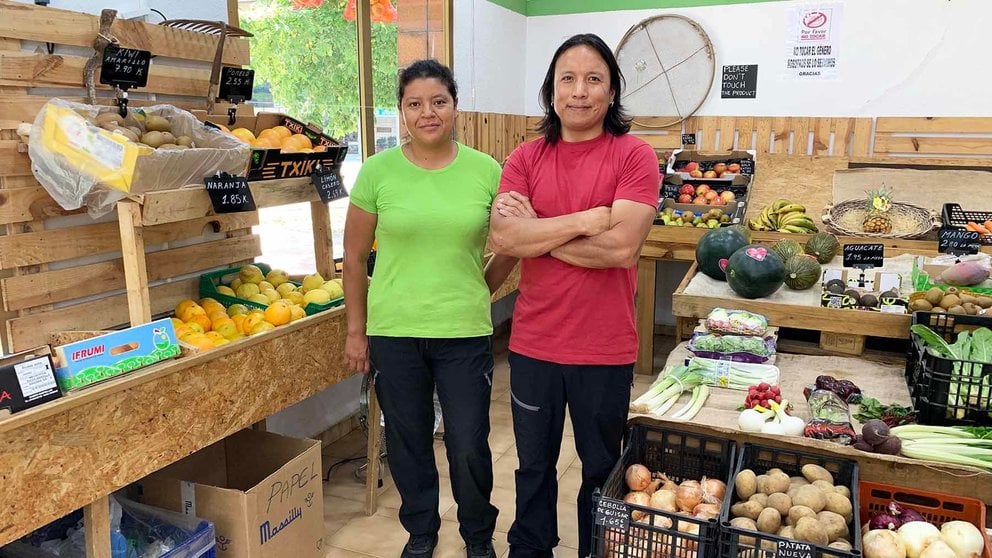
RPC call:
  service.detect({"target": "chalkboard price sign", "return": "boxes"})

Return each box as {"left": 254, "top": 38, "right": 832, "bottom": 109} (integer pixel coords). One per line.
{"left": 843, "top": 243, "right": 884, "bottom": 269}
{"left": 311, "top": 166, "right": 348, "bottom": 203}
{"left": 777, "top": 540, "right": 814, "bottom": 558}
{"left": 100, "top": 45, "right": 151, "bottom": 89}
{"left": 204, "top": 174, "right": 256, "bottom": 213}
{"left": 682, "top": 134, "right": 697, "bottom": 146}
{"left": 593, "top": 498, "right": 629, "bottom": 531}
{"left": 938, "top": 227, "right": 981, "bottom": 256}
{"left": 739, "top": 159, "right": 755, "bottom": 175}
{"left": 219, "top": 67, "right": 255, "bottom": 101}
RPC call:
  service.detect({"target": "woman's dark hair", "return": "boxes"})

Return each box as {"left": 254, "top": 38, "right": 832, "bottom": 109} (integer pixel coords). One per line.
{"left": 537, "top": 33, "right": 630, "bottom": 143}
{"left": 397, "top": 59, "right": 458, "bottom": 105}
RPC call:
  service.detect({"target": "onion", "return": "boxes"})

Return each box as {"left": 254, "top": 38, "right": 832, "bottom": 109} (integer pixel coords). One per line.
{"left": 700, "top": 476, "right": 726, "bottom": 503}
{"left": 920, "top": 540, "right": 958, "bottom": 558}
{"left": 939, "top": 521, "right": 986, "bottom": 558}
{"left": 625, "top": 464, "right": 651, "bottom": 491}
{"left": 657, "top": 473, "right": 678, "bottom": 492}
{"left": 899, "top": 509, "right": 927, "bottom": 524}
{"left": 897, "top": 521, "right": 941, "bottom": 558}
{"left": 649, "top": 489, "right": 678, "bottom": 513}
{"left": 863, "top": 529, "right": 907, "bottom": 558}
{"left": 644, "top": 478, "right": 663, "bottom": 496}
{"left": 675, "top": 481, "right": 703, "bottom": 513}
{"left": 624, "top": 491, "right": 650, "bottom": 521}
{"left": 692, "top": 502, "right": 721, "bottom": 520}
{"left": 869, "top": 513, "right": 902, "bottom": 531}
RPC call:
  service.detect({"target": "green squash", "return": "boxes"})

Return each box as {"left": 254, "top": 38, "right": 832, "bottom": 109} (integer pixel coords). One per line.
{"left": 725, "top": 244, "right": 786, "bottom": 299}
{"left": 804, "top": 232, "right": 840, "bottom": 264}
{"left": 772, "top": 239, "right": 803, "bottom": 262}
{"left": 695, "top": 227, "right": 749, "bottom": 281}
{"left": 783, "top": 254, "right": 822, "bottom": 290}
{"left": 727, "top": 224, "right": 752, "bottom": 243}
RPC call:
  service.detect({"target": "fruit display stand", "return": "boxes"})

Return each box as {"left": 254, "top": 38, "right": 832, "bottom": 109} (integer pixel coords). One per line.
{"left": 627, "top": 342, "right": 992, "bottom": 508}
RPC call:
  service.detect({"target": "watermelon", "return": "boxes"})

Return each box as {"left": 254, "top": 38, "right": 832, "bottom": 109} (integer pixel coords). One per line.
{"left": 804, "top": 232, "right": 840, "bottom": 264}
{"left": 728, "top": 224, "right": 752, "bottom": 243}
{"left": 696, "top": 227, "right": 749, "bottom": 281}
{"left": 772, "top": 239, "right": 803, "bottom": 262}
{"left": 783, "top": 254, "right": 821, "bottom": 290}
{"left": 725, "top": 244, "right": 786, "bottom": 299}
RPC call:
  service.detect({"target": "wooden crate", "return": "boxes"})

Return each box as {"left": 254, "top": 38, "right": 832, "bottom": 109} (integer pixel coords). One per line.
{"left": 874, "top": 117, "right": 992, "bottom": 158}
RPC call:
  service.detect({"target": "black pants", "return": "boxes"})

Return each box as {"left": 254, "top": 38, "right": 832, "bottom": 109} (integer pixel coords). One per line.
{"left": 506, "top": 352, "right": 633, "bottom": 558}
{"left": 370, "top": 336, "right": 499, "bottom": 546}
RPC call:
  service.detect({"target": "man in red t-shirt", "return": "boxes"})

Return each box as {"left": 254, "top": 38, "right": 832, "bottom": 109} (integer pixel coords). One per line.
{"left": 485, "top": 34, "right": 660, "bottom": 558}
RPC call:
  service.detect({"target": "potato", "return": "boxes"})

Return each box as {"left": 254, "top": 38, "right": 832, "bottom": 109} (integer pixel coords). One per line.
{"left": 794, "top": 516, "right": 829, "bottom": 546}
{"left": 812, "top": 480, "right": 834, "bottom": 493}
{"left": 112, "top": 127, "right": 139, "bottom": 143}
{"left": 788, "top": 505, "right": 817, "bottom": 526}
{"left": 145, "top": 115, "right": 171, "bottom": 132}
{"left": 141, "top": 131, "right": 165, "bottom": 148}
{"left": 793, "top": 485, "right": 826, "bottom": 513}
{"left": 767, "top": 468, "right": 785, "bottom": 476}
{"left": 756, "top": 508, "right": 782, "bottom": 534}
{"left": 787, "top": 486, "right": 801, "bottom": 501}
{"left": 731, "top": 500, "right": 763, "bottom": 521}
{"left": 801, "top": 464, "right": 833, "bottom": 484}
{"left": 160, "top": 132, "right": 176, "bottom": 145}
{"left": 767, "top": 493, "right": 792, "bottom": 516}
{"left": 158, "top": 143, "right": 179, "bottom": 149}
{"left": 777, "top": 525, "right": 795, "bottom": 539}
{"left": 828, "top": 540, "right": 852, "bottom": 551}
{"left": 730, "top": 517, "right": 758, "bottom": 546}
{"left": 735, "top": 470, "right": 757, "bottom": 500}
{"left": 833, "top": 485, "right": 851, "bottom": 499}
{"left": 95, "top": 111, "right": 125, "bottom": 126}
{"left": 176, "top": 135, "right": 194, "bottom": 147}
{"left": 766, "top": 472, "right": 791, "bottom": 494}
{"left": 789, "top": 476, "right": 810, "bottom": 488}
{"left": 748, "top": 493, "right": 768, "bottom": 507}
{"left": 816, "top": 510, "right": 849, "bottom": 542}
{"left": 824, "top": 492, "right": 854, "bottom": 523}
{"left": 755, "top": 474, "right": 770, "bottom": 495}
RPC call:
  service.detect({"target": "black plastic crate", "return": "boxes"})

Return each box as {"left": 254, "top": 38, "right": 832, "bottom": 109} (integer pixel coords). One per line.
{"left": 909, "top": 311, "right": 992, "bottom": 426}
{"left": 719, "top": 443, "right": 861, "bottom": 558}
{"left": 662, "top": 178, "right": 750, "bottom": 202}
{"left": 591, "top": 424, "right": 736, "bottom": 558}
{"left": 942, "top": 203, "right": 992, "bottom": 245}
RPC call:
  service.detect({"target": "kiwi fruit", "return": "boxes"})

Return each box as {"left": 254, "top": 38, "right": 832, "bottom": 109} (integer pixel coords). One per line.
{"left": 909, "top": 299, "right": 933, "bottom": 312}
{"left": 145, "top": 115, "right": 172, "bottom": 132}
{"left": 940, "top": 294, "right": 961, "bottom": 309}
{"left": 175, "top": 135, "right": 194, "bottom": 148}
{"left": 95, "top": 111, "right": 125, "bottom": 127}
{"left": 158, "top": 143, "right": 179, "bottom": 150}
{"left": 960, "top": 294, "right": 979, "bottom": 306}
{"left": 827, "top": 283, "right": 845, "bottom": 295}
{"left": 932, "top": 307, "right": 946, "bottom": 313}
{"left": 141, "top": 131, "right": 165, "bottom": 148}
{"left": 925, "top": 287, "right": 945, "bottom": 306}
{"left": 963, "top": 302, "right": 980, "bottom": 315}
{"left": 978, "top": 297, "right": 992, "bottom": 309}
{"left": 159, "top": 132, "right": 176, "bottom": 145}
{"left": 946, "top": 287, "right": 960, "bottom": 295}
{"left": 860, "top": 294, "right": 879, "bottom": 308}
{"left": 948, "top": 305, "right": 966, "bottom": 315}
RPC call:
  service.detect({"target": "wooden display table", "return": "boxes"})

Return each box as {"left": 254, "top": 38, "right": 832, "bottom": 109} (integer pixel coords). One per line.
{"left": 629, "top": 342, "right": 992, "bottom": 507}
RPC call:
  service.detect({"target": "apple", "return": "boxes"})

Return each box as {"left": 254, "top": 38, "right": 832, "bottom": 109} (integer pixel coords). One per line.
{"left": 677, "top": 194, "right": 693, "bottom": 203}
{"left": 703, "top": 170, "right": 718, "bottom": 179}
{"left": 712, "top": 196, "right": 727, "bottom": 206}
{"left": 695, "top": 184, "right": 711, "bottom": 195}
{"left": 727, "top": 163, "right": 741, "bottom": 174}
{"left": 704, "top": 190, "right": 718, "bottom": 201}
{"left": 683, "top": 161, "right": 699, "bottom": 173}
{"left": 692, "top": 196, "right": 707, "bottom": 205}
{"left": 713, "top": 163, "right": 727, "bottom": 175}
{"left": 689, "top": 170, "right": 704, "bottom": 178}
{"left": 720, "top": 191, "right": 736, "bottom": 202}
{"left": 679, "top": 184, "right": 695, "bottom": 196}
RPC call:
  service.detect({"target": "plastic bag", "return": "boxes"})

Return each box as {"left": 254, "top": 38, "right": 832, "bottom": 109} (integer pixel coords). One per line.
{"left": 803, "top": 388, "right": 856, "bottom": 444}
{"left": 705, "top": 308, "right": 768, "bottom": 336}
{"left": 687, "top": 332, "right": 775, "bottom": 363}
{"left": 29, "top": 99, "right": 250, "bottom": 217}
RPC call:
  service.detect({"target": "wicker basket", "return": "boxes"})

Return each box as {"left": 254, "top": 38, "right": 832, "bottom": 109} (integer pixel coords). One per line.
{"left": 822, "top": 199, "right": 939, "bottom": 240}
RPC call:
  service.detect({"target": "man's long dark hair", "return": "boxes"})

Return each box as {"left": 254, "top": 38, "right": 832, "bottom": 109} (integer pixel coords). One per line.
{"left": 536, "top": 33, "right": 631, "bottom": 144}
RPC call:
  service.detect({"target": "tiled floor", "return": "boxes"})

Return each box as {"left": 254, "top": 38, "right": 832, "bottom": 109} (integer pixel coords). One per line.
{"left": 320, "top": 335, "right": 673, "bottom": 558}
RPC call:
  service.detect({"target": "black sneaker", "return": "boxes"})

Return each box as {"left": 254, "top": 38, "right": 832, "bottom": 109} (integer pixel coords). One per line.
{"left": 466, "top": 541, "right": 496, "bottom": 558}
{"left": 401, "top": 534, "right": 438, "bottom": 558}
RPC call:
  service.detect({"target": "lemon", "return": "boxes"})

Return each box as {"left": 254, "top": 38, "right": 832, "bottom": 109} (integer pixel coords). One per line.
{"left": 236, "top": 283, "right": 261, "bottom": 299}
{"left": 304, "top": 289, "right": 331, "bottom": 305}
{"left": 216, "top": 285, "right": 236, "bottom": 296}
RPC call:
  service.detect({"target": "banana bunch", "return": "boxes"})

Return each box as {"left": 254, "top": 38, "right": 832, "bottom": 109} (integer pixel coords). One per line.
{"left": 749, "top": 199, "right": 819, "bottom": 234}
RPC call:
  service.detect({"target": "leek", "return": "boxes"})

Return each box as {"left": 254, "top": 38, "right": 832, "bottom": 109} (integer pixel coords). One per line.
{"left": 890, "top": 425, "right": 992, "bottom": 471}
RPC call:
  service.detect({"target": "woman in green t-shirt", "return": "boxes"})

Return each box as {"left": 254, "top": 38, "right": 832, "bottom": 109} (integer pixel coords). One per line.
{"left": 343, "top": 60, "right": 517, "bottom": 558}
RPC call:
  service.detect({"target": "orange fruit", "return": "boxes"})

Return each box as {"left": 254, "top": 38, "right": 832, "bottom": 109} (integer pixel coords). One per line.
{"left": 230, "top": 314, "right": 247, "bottom": 332}
{"left": 264, "top": 301, "right": 292, "bottom": 326}
{"left": 175, "top": 299, "right": 198, "bottom": 316}
{"left": 199, "top": 297, "right": 220, "bottom": 307}
{"left": 178, "top": 330, "right": 200, "bottom": 343}
{"left": 270, "top": 125, "right": 293, "bottom": 139}
{"left": 189, "top": 314, "right": 212, "bottom": 332}
{"left": 230, "top": 128, "right": 256, "bottom": 143}
{"left": 290, "top": 133, "right": 313, "bottom": 149}
{"left": 179, "top": 305, "right": 205, "bottom": 323}
{"left": 214, "top": 320, "right": 240, "bottom": 340}
{"left": 190, "top": 336, "right": 215, "bottom": 351}
{"left": 250, "top": 320, "right": 276, "bottom": 335}
{"left": 258, "top": 128, "right": 280, "bottom": 140}
{"left": 241, "top": 312, "right": 264, "bottom": 335}
{"left": 207, "top": 309, "right": 229, "bottom": 322}
{"left": 205, "top": 331, "right": 226, "bottom": 343}
{"left": 185, "top": 322, "right": 205, "bottom": 334}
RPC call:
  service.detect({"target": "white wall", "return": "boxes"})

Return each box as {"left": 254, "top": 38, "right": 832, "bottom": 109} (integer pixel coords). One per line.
{"left": 517, "top": 0, "right": 992, "bottom": 117}
{"left": 454, "top": 0, "right": 527, "bottom": 114}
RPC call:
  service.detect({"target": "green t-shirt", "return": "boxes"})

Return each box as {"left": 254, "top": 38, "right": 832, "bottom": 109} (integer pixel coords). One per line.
{"left": 349, "top": 143, "right": 500, "bottom": 338}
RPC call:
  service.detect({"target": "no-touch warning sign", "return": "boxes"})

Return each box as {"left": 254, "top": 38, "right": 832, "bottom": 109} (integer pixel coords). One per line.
{"left": 783, "top": 3, "right": 842, "bottom": 80}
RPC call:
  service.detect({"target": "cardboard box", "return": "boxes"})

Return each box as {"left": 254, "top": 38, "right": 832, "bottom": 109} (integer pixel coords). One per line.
{"left": 666, "top": 149, "right": 757, "bottom": 181}
{"left": 52, "top": 318, "right": 180, "bottom": 392}
{"left": 136, "top": 430, "right": 324, "bottom": 558}
{"left": 820, "top": 269, "right": 908, "bottom": 313}
{"left": 912, "top": 256, "right": 992, "bottom": 295}
{"left": 0, "top": 346, "right": 61, "bottom": 415}
{"left": 201, "top": 113, "right": 348, "bottom": 181}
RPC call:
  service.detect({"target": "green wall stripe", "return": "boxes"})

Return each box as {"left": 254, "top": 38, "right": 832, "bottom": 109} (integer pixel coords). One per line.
{"left": 485, "top": 0, "right": 787, "bottom": 17}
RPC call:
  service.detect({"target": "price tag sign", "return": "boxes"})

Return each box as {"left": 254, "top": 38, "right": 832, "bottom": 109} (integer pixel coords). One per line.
{"left": 681, "top": 133, "right": 697, "bottom": 146}
{"left": 311, "top": 166, "right": 348, "bottom": 203}
{"left": 778, "top": 540, "right": 814, "bottom": 558}
{"left": 716, "top": 359, "right": 732, "bottom": 387}
{"left": 204, "top": 174, "right": 256, "bottom": 213}
{"left": 739, "top": 158, "right": 755, "bottom": 175}
{"left": 99, "top": 45, "right": 151, "bottom": 89}
{"left": 593, "top": 498, "right": 629, "bottom": 531}
{"left": 219, "top": 67, "right": 255, "bottom": 101}
{"left": 843, "top": 243, "right": 884, "bottom": 269}
{"left": 939, "top": 227, "right": 981, "bottom": 256}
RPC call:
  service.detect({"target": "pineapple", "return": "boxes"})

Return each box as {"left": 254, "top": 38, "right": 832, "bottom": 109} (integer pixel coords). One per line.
{"left": 863, "top": 187, "right": 893, "bottom": 234}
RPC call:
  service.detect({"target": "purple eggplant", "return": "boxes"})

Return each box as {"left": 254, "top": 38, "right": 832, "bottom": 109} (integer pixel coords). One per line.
{"left": 869, "top": 513, "right": 901, "bottom": 530}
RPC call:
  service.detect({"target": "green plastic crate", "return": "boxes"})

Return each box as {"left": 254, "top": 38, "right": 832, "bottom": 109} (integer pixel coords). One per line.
{"left": 199, "top": 263, "right": 344, "bottom": 316}
{"left": 912, "top": 257, "right": 992, "bottom": 296}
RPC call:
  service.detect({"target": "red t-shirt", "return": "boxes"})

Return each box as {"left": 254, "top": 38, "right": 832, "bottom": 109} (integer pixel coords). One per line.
{"left": 498, "top": 132, "right": 660, "bottom": 365}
